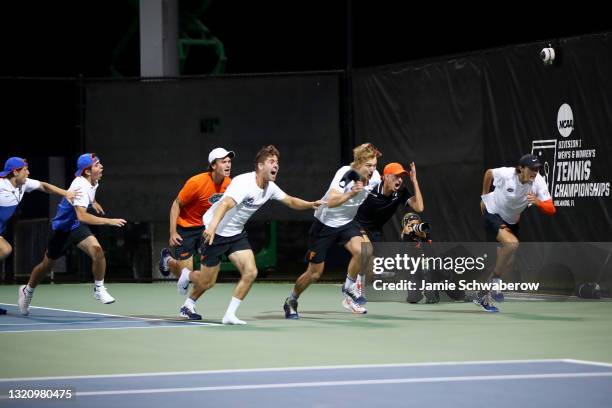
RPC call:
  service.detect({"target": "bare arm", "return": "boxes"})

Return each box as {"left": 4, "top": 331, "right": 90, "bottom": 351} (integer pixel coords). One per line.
{"left": 482, "top": 169, "right": 494, "bottom": 195}
{"left": 326, "top": 182, "right": 363, "bottom": 208}
{"left": 281, "top": 196, "right": 324, "bottom": 210}
{"left": 527, "top": 193, "right": 556, "bottom": 215}
{"left": 480, "top": 169, "right": 494, "bottom": 214}
{"left": 75, "top": 206, "right": 126, "bottom": 227}
{"left": 38, "top": 182, "right": 77, "bottom": 204}
{"left": 169, "top": 198, "right": 183, "bottom": 246}
{"left": 203, "top": 196, "right": 236, "bottom": 244}
{"left": 406, "top": 162, "right": 424, "bottom": 212}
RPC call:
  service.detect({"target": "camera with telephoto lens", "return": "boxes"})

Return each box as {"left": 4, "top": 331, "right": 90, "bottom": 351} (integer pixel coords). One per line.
{"left": 412, "top": 222, "right": 430, "bottom": 234}
{"left": 401, "top": 212, "right": 431, "bottom": 242}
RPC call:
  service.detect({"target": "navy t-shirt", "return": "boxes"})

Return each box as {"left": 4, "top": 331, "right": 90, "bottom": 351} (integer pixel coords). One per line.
{"left": 355, "top": 183, "right": 413, "bottom": 232}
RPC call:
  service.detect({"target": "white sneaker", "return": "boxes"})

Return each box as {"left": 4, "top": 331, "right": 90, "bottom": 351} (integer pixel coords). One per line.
{"left": 222, "top": 314, "right": 246, "bottom": 325}
{"left": 356, "top": 274, "right": 364, "bottom": 298}
{"left": 94, "top": 286, "right": 115, "bottom": 304}
{"left": 177, "top": 269, "right": 190, "bottom": 295}
{"left": 342, "top": 296, "right": 367, "bottom": 314}
{"left": 18, "top": 285, "right": 33, "bottom": 316}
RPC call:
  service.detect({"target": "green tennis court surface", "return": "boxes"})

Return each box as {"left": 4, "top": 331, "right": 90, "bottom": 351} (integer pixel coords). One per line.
{"left": 1, "top": 282, "right": 611, "bottom": 380}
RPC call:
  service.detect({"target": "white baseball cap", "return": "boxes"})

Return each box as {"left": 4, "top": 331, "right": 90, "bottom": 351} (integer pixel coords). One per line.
{"left": 208, "top": 147, "right": 235, "bottom": 165}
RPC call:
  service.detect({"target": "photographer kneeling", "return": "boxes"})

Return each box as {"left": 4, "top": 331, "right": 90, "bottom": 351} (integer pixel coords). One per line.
{"left": 401, "top": 213, "right": 465, "bottom": 304}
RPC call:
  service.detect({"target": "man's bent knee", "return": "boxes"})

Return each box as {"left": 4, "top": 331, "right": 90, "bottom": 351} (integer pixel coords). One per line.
{"left": 307, "top": 262, "right": 324, "bottom": 281}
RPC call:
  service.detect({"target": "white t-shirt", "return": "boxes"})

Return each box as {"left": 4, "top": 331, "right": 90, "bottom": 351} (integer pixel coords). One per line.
{"left": 0, "top": 178, "right": 41, "bottom": 206}
{"left": 51, "top": 177, "right": 99, "bottom": 231}
{"left": 314, "top": 166, "right": 381, "bottom": 228}
{"left": 203, "top": 172, "right": 287, "bottom": 237}
{"left": 0, "top": 178, "right": 41, "bottom": 233}
{"left": 481, "top": 167, "right": 551, "bottom": 224}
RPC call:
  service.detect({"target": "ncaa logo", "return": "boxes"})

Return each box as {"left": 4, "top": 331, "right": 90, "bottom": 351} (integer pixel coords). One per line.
{"left": 557, "top": 103, "right": 574, "bottom": 138}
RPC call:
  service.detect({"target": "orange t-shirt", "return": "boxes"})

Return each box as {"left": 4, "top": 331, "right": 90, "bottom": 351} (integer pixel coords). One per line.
{"left": 176, "top": 172, "right": 231, "bottom": 228}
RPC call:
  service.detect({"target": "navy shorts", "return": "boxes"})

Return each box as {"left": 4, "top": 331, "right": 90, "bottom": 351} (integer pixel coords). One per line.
{"left": 47, "top": 224, "right": 94, "bottom": 260}
{"left": 200, "top": 231, "right": 251, "bottom": 267}
{"left": 171, "top": 225, "right": 205, "bottom": 260}
{"left": 305, "top": 219, "right": 365, "bottom": 264}
{"left": 361, "top": 227, "right": 384, "bottom": 243}
{"left": 483, "top": 210, "right": 519, "bottom": 242}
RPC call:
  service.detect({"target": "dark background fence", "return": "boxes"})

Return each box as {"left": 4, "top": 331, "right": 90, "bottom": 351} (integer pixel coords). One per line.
{"left": 2, "top": 31, "right": 611, "bottom": 283}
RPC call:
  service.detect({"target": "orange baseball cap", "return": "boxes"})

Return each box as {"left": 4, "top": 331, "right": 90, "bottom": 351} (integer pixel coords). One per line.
{"left": 383, "top": 162, "right": 409, "bottom": 176}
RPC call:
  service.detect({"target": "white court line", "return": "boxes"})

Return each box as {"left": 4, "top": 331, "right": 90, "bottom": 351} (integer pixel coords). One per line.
{"left": 0, "top": 303, "right": 206, "bottom": 323}
{"left": 0, "top": 359, "right": 572, "bottom": 382}
{"left": 0, "top": 324, "right": 220, "bottom": 334}
{"left": 0, "top": 303, "right": 222, "bottom": 333}
{"left": 563, "top": 359, "right": 612, "bottom": 368}
{"left": 3, "top": 372, "right": 608, "bottom": 399}
{"left": 0, "top": 320, "right": 145, "bottom": 326}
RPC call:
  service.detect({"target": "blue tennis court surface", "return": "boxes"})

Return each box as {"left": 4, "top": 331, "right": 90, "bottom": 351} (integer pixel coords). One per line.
{"left": 0, "top": 303, "right": 220, "bottom": 333}
{"left": 1, "top": 360, "right": 611, "bottom": 407}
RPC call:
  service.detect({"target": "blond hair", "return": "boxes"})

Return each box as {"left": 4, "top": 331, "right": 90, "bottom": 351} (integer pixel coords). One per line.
{"left": 351, "top": 143, "right": 381, "bottom": 168}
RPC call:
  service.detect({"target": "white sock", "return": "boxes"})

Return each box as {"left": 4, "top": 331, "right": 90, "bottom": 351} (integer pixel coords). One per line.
{"left": 94, "top": 280, "right": 104, "bottom": 288}
{"left": 180, "top": 268, "right": 191, "bottom": 282}
{"left": 184, "top": 297, "right": 196, "bottom": 308}
{"left": 225, "top": 297, "right": 242, "bottom": 317}
{"left": 343, "top": 275, "right": 355, "bottom": 290}
{"left": 25, "top": 285, "right": 35, "bottom": 294}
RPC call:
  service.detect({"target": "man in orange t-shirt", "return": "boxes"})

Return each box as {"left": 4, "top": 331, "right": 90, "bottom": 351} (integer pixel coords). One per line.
{"left": 159, "top": 147, "right": 234, "bottom": 319}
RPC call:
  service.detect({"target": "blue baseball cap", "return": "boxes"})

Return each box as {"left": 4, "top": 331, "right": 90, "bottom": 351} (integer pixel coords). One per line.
{"left": 0, "top": 157, "right": 28, "bottom": 177}
{"left": 518, "top": 154, "right": 542, "bottom": 170}
{"left": 75, "top": 153, "right": 100, "bottom": 177}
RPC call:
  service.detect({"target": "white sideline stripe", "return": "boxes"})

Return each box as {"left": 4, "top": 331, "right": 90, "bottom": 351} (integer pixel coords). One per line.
{"left": 0, "top": 359, "right": 572, "bottom": 382}
{"left": 0, "top": 324, "right": 219, "bottom": 334}
{"left": 0, "top": 303, "right": 191, "bottom": 322}
{"left": 0, "top": 320, "right": 149, "bottom": 326}
{"left": 7, "top": 372, "right": 607, "bottom": 399}
{"left": 563, "top": 359, "right": 612, "bottom": 368}
{"left": 0, "top": 303, "right": 222, "bottom": 333}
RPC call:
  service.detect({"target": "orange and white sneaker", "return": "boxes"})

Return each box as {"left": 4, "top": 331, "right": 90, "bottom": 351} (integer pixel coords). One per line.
{"left": 342, "top": 296, "right": 367, "bottom": 314}
{"left": 356, "top": 274, "right": 364, "bottom": 297}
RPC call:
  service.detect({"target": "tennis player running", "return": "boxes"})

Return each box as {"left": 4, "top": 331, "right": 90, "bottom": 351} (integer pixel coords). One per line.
{"left": 158, "top": 147, "right": 234, "bottom": 320}
{"left": 284, "top": 143, "right": 382, "bottom": 319}
{"left": 478, "top": 153, "right": 556, "bottom": 312}
{"left": 19, "top": 154, "right": 126, "bottom": 315}
{"left": 201, "top": 145, "right": 323, "bottom": 324}
{"left": 1, "top": 157, "right": 78, "bottom": 316}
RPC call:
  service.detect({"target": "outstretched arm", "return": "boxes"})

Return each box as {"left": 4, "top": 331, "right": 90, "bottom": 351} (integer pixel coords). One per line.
{"left": 38, "top": 182, "right": 78, "bottom": 204}
{"left": 281, "top": 196, "right": 324, "bottom": 210}
{"left": 75, "top": 206, "right": 126, "bottom": 227}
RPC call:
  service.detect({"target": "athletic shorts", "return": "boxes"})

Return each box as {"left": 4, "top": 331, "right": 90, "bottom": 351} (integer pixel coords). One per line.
{"left": 47, "top": 224, "right": 93, "bottom": 260}
{"left": 171, "top": 225, "right": 205, "bottom": 260}
{"left": 361, "top": 227, "right": 384, "bottom": 243}
{"left": 305, "top": 219, "right": 365, "bottom": 264}
{"left": 200, "top": 230, "right": 251, "bottom": 267}
{"left": 483, "top": 210, "right": 519, "bottom": 242}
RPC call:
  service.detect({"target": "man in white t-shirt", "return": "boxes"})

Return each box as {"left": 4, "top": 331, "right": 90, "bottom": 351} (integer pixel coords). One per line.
{"left": 0, "top": 156, "right": 77, "bottom": 316}
{"left": 18, "top": 154, "right": 127, "bottom": 316}
{"left": 284, "top": 143, "right": 382, "bottom": 319}
{"left": 201, "top": 145, "right": 323, "bottom": 325}
{"left": 477, "top": 153, "right": 556, "bottom": 312}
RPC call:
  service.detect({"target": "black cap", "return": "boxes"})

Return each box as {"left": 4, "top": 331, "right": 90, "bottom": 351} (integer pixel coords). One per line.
{"left": 518, "top": 154, "right": 542, "bottom": 170}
